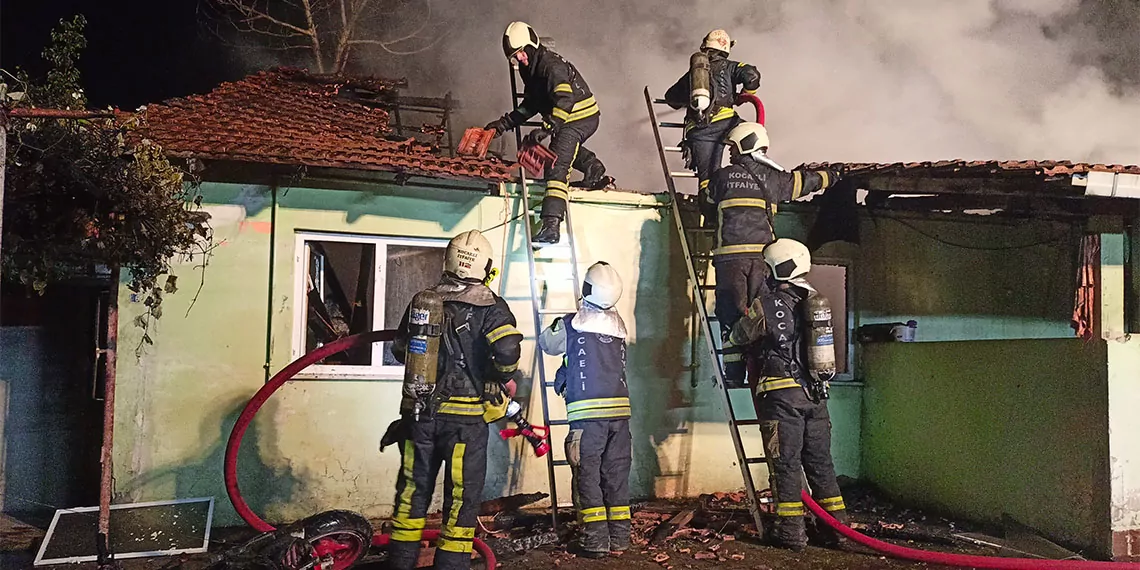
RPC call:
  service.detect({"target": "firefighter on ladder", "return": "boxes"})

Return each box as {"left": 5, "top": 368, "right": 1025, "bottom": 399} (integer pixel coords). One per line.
{"left": 383, "top": 230, "right": 522, "bottom": 570}
{"left": 538, "top": 262, "right": 631, "bottom": 558}
{"left": 709, "top": 122, "right": 840, "bottom": 388}
{"left": 664, "top": 29, "right": 761, "bottom": 224}
{"left": 729, "top": 238, "right": 848, "bottom": 551}
{"left": 485, "top": 21, "right": 612, "bottom": 245}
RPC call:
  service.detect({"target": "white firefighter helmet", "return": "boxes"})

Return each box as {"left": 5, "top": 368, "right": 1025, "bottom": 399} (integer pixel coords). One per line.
{"left": 702, "top": 29, "right": 735, "bottom": 54}
{"left": 763, "top": 238, "right": 812, "bottom": 281}
{"left": 582, "top": 261, "right": 622, "bottom": 309}
{"left": 503, "top": 21, "right": 540, "bottom": 59}
{"left": 445, "top": 230, "right": 494, "bottom": 281}
{"left": 726, "top": 122, "right": 770, "bottom": 155}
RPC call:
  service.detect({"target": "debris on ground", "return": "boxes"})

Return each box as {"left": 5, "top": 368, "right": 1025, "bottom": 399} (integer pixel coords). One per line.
{"left": 649, "top": 509, "right": 694, "bottom": 545}
{"left": 479, "top": 492, "right": 549, "bottom": 516}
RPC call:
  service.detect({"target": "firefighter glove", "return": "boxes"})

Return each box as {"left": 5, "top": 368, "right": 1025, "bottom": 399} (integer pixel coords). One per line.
{"left": 484, "top": 380, "right": 506, "bottom": 406}
{"left": 525, "top": 127, "right": 553, "bottom": 147}
{"left": 553, "top": 364, "right": 568, "bottom": 397}
{"left": 485, "top": 114, "right": 514, "bottom": 137}
{"left": 379, "top": 417, "right": 408, "bottom": 452}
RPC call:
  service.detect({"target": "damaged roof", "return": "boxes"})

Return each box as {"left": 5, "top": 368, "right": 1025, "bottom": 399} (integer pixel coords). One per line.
{"left": 140, "top": 68, "right": 515, "bottom": 183}
{"left": 803, "top": 159, "right": 1140, "bottom": 178}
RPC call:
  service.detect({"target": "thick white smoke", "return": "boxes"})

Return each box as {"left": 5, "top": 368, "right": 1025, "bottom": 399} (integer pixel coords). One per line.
{"left": 349, "top": 0, "right": 1140, "bottom": 192}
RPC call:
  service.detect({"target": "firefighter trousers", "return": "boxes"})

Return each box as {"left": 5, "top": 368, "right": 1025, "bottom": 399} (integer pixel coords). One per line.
{"left": 755, "top": 386, "right": 847, "bottom": 547}
{"left": 543, "top": 115, "right": 603, "bottom": 220}
{"left": 713, "top": 257, "right": 771, "bottom": 386}
{"left": 388, "top": 417, "right": 488, "bottom": 570}
{"left": 686, "top": 114, "right": 742, "bottom": 213}
{"left": 566, "top": 419, "right": 632, "bottom": 553}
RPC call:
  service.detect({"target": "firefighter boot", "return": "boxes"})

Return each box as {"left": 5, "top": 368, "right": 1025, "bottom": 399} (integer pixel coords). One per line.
{"left": 532, "top": 216, "right": 561, "bottom": 245}
{"left": 574, "top": 160, "right": 612, "bottom": 190}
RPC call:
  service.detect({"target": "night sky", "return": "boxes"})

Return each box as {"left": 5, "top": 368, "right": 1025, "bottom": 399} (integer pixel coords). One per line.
{"left": 2, "top": 0, "right": 243, "bottom": 109}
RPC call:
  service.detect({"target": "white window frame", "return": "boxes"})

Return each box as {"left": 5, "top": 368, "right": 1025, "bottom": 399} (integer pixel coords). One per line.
{"left": 291, "top": 231, "right": 447, "bottom": 380}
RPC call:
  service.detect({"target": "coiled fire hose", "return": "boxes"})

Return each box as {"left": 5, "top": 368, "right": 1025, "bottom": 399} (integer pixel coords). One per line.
{"left": 803, "top": 491, "right": 1139, "bottom": 569}
{"left": 223, "top": 330, "right": 497, "bottom": 568}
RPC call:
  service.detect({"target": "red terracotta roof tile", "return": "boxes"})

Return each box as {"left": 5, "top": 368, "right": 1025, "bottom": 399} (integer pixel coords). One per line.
{"left": 141, "top": 68, "right": 515, "bottom": 183}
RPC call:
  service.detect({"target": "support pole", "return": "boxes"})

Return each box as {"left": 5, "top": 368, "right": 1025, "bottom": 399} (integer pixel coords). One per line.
{"left": 96, "top": 266, "right": 119, "bottom": 568}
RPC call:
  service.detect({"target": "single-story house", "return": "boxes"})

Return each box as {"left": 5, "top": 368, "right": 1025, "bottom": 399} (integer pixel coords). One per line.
{"left": 3, "top": 67, "right": 1139, "bottom": 560}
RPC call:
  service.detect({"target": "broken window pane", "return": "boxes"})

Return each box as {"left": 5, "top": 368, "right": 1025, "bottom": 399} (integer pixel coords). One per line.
{"left": 304, "top": 241, "right": 376, "bottom": 365}
{"left": 382, "top": 245, "right": 447, "bottom": 365}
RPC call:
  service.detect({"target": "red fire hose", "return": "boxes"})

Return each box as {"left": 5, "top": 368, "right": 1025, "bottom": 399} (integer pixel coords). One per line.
{"left": 223, "top": 330, "right": 497, "bottom": 568}
{"left": 803, "top": 492, "right": 1139, "bottom": 569}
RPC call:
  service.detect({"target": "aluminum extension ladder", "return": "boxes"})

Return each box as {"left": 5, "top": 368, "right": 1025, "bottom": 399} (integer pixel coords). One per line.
{"left": 507, "top": 66, "right": 584, "bottom": 529}
{"left": 642, "top": 86, "right": 768, "bottom": 535}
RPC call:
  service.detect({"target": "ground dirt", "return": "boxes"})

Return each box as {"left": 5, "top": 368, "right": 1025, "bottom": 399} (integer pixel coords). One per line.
{"left": 0, "top": 480, "right": 1084, "bottom": 569}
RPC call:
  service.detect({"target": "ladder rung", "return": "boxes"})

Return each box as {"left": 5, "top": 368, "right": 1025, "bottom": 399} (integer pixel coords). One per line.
{"left": 552, "top": 459, "right": 570, "bottom": 467}
{"left": 548, "top": 419, "right": 570, "bottom": 426}
{"left": 664, "top": 146, "right": 683, "bottom": 152}
{"left": 514, "top": 93, "right": 525, "bottom": 99}
{"left": 735, "top": 419, "right": 762, "bottom": 426}
{"left": 686, "top": 228, "right": 716, "bottom": 234}
{"left": 659, "top": 122, "right": 685, "bottom": 129}
{"left": 745, "top": 457, "right": 767, "bottom": 464}
{"left": 652, "top": 98, "right": 669, "bottom": 104}
{"left": 670, "top": 171, "right": 696, "bottom": 178}
{"left": 699, "top": 285, "right": 716, "bottom": 290}
{"left": 538, "top": 309, "right": 575, "bottom": 315}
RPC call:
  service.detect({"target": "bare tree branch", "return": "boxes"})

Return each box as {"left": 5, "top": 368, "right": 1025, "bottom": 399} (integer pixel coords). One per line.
{"left": 298, "top": 0, "right": 326, "bottom": 72}
{"left": 203, "top": 0, "right": 443, "bottom": 73}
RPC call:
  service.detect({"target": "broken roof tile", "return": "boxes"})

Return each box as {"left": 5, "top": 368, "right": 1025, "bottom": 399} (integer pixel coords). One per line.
{"left": 140, "top": 67, "right": 515, "bottom": 183}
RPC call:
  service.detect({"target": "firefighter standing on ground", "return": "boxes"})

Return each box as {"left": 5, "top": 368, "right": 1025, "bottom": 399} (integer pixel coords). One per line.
{"left": 538, "top": 262, "right": 631, "bottom": 558}
{"left": 709, "top": 122, "right": 840, "bottom": 387}
{"left": 384, "top": 230, "right": 523, "bottom": 570}
{"left": 485, "top": 21, "right": 611, "bottom": 245}
{"left": 664, "top": 29, "right": 761, "bottom": 222}
{"left": 729, "top": 238, "right": 847, "bottom": 551}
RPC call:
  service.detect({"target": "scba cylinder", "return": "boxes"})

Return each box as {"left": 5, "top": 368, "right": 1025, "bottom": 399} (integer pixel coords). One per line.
{"left": 804, "top": 292, "right": 836, "bottom": 381}
{"left": 689, "top": 51, "right": 711, "bottom": 112}
{"left": 401, "top": 289, "right": 444, "bottom": 416}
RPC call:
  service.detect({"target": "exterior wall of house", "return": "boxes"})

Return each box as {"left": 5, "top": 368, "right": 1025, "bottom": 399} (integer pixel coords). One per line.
{"left": 860, "top": 339, "right": 1111, "bottom": 557}
{"left": 848, "top": 213, "right": 1112, "bottom": 556}
{"left": 1101, "top": 231, "right": 1140, "bottom": 559}
{"left": 111, "top": 179, "right": 864, "bottom": 527}
{"left": 110, "top": 175, "right": 1098, "bottom": 539}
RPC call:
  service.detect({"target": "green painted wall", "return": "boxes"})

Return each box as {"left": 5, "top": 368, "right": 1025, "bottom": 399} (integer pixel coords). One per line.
{"left": 112, "top": 179, "right": 867, "bottom": 527}
{"left": 112, "top": 173, "right": 1091, "bottom": 531}
{"left": 861, "top": 339, "right": 1111, "bottom": 556}
{"left": 776, "top": 211, "right": 1081, "bottom": 343}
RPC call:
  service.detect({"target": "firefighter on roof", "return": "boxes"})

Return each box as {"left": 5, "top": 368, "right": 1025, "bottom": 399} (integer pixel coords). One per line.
{"left": 664, "top": 29, "right": 761, "bottom": 221}
{"left": 538, "top": 262, "right": 631, "bottom": 558}
{"left": 709, "top": 122, "right": 840, "bottom": 387}
{"left": 485, "top": 21, "right": 611, "bottom": 245}
{"left": 383, "top": 230, "right": 522, "bottom": 570}
{"left": 729, "top": 238, "right": 847, "bottom": 551}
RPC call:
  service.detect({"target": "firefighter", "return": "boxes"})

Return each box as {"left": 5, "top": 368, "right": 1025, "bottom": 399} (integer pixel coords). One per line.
{"left": 538, "top": 262, "right": 630, "bottom": 558}
{"left": 729, "top": 238, "right": 847, "bottom": 551}
{"left": 485, "top": 21, "right": 610, "bottom": 245}
{"left": 709, "top": 122, "right": 840, "bottom": 388}
{"left": 385, "top": 230, "right": 522, "bottom": 570}
{"left": 664, "top": 29, "right": 761, "bottom": 222}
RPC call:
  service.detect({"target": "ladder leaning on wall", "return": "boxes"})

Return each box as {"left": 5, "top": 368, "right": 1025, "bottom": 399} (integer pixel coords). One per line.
{"left": 642, "top": 86, "right": 769, "bottom": 535}
{"left": 503, "top": 64, "right": 585, "bottom": 529}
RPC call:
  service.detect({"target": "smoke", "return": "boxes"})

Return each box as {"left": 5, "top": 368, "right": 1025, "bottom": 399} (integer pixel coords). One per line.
{"left": 345, "top": 0, "right": 1140, "bottom": 191}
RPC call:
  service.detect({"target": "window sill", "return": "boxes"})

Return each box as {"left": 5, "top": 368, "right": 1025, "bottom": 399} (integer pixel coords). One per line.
{"left": 289, "top": 370, "right": 404, "bottom": 382}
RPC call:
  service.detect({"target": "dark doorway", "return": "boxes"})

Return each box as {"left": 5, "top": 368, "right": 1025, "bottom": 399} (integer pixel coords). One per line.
{"left": 2, "top": 281, "right": 107, "bottom": 526}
